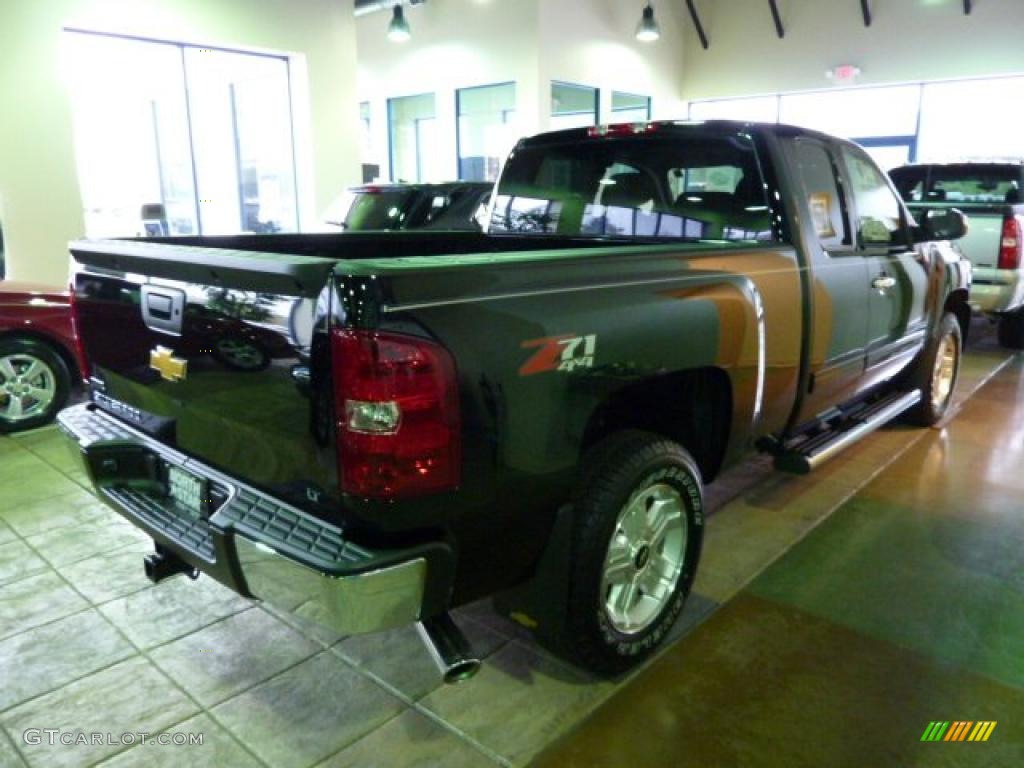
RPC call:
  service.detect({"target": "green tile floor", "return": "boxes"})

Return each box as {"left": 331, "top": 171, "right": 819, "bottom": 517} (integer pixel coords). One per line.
{"left": 0, "top": 324, "right": 1016, "bottom": 767}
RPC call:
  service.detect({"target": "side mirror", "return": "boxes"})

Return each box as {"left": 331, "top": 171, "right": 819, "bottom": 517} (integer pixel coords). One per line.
{"left": 918, "top": 208, "right": 969, "bottom": 242}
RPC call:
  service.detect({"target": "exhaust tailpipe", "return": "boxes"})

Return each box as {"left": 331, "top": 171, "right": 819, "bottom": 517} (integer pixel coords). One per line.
{"left": 416, "top": 613, "right": 481, "bottom": 684}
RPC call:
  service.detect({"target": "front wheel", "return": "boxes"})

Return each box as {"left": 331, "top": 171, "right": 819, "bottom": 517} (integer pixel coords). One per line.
{"left": 0, "top": 338, "right": 71, "bottom": 433}
{"left": 565, "top": 431, "right": 705, "bottom": 676}
{"left": 904, "top": 312, "right": 962, "bottom": 427}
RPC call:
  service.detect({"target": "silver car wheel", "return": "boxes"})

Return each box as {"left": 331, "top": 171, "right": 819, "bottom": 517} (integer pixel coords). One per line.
{"left": 0, "top": 354, "right": 57, "bottom": 423}
{"left": 600, "top": 482, "right": 687, "bottom": 635}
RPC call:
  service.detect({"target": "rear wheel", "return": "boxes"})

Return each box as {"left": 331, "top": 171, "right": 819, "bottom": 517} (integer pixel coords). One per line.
{"left": 905, "top": 312, "right": 961, "bottom": 427}
{"left": 997, "top": 307, "right": 1024, "bottom": 349}
{"left": 0, "top": 338, "right": 71, "bottom": 433}
{"left": 565, "top": 431, "right": 704, "bottom": 676}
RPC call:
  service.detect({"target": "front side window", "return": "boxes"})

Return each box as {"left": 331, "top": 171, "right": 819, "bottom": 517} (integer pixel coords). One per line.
{"left": 490, "top": 131, "right": 774, "bottom": 241}
{"left": 841, "top": 147, "right": 906, "bottom": 247}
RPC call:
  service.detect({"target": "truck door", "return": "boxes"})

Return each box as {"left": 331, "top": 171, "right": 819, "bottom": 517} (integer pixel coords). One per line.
{"left": 783, "top": 137, "right": 871, "bottom": 422}
{"left": 839, "top": 145, "right": 928, "bottom": 387}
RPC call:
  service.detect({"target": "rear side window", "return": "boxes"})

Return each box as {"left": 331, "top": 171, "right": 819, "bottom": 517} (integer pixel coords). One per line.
{"left": 787, "top": 139, "right": 848, "bottom": 251}
{"left": 490, "top": 132, "right": 775, "bottom": 242}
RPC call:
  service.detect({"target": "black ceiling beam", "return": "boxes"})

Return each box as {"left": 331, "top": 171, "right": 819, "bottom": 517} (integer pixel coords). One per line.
{"left": 686, "top": 0, "right": 709, "bottom": 49}
{"left": 964, "top": 0, "right": 973, "bottom": 14}
{"left": 768, "top": 0, "right": 785, "bottom": 38}
{"left": 860, "top": 0, "right": 872, "bottom": 27}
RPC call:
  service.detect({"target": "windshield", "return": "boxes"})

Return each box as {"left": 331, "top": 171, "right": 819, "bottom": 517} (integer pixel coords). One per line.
{"left": 489, "top": 132, "right": 774, "bottom": 241}
{"left": 332, "top": 189, "right": 418, "bottom": 230}
{"left": 891, "top": 165, "right": 1022, "bottom": 205}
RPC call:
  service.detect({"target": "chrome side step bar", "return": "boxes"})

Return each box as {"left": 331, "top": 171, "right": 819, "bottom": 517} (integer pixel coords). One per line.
{"left": 416, "top": 613, "right": 481, "bottom": 684}
{"left": 774, "top": 389, "right": 921, "bottom": 474}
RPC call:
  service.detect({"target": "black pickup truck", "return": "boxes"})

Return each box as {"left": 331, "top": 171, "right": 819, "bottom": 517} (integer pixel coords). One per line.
{"left": 58, "top": 121, "right": 970, "bottom": 681}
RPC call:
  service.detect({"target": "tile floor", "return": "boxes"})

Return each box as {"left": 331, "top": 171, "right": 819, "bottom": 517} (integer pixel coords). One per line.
{"left": 0, "top": 324, "right": 1015, "bottom": 768}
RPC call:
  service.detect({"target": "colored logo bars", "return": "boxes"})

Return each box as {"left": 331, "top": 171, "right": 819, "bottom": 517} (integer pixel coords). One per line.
{"left": 920, "top": 721, "right": 997, "bottom": 742}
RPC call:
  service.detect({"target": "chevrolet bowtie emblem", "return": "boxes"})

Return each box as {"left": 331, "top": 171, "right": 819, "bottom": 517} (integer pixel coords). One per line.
{"left": 150, "top": 346, "right": 188, "bottom": 383}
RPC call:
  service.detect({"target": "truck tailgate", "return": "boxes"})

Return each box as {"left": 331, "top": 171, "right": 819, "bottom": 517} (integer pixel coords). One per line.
{"left": 70, "top": 240, "right": 341, "bottom": 514}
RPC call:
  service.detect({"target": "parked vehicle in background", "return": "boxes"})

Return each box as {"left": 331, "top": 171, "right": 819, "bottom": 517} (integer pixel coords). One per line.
{"left": 325, "top": 182, "right": 492, "bottom": 232}
{"left": 890, "top": 161, "right": 1024, "bottom": 348}
{"left": 59, "top": 121, "right": 970, "bottom": 682}
{"left": 0, "top": 282, "right": 87, "bottom": 432}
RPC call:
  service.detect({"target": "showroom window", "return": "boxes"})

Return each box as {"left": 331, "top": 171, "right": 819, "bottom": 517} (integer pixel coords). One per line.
{"left": 65, "top": 31, "right": 299, "bottom": 238}
{"left": 690, "top": 75, "right": 1024, "bottom": 171}
{"left": 457, "top": 83, "right": 517, "bottom": 182}
{"left": 551, "top": 82, "right": 599, "bottom": 131}
{"left": 917, "top": 76, "right": 1024, "bottom": 163}
{"left": 688, "top": 95, "right": 780, "bottom": 123}
{"left": 611, "top": 91, "right": 652, "bottom": 122}
{"left": 388, "top": 93, "right": 440, "bottom": 183}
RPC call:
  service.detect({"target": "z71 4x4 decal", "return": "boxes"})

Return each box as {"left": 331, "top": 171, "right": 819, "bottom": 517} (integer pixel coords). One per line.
{"left": 519, "top": 334, "right": 597, "bottom": 376}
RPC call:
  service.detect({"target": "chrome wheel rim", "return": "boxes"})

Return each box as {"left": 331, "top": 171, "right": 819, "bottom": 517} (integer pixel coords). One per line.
{"left": 216, "top": 339, "right": 263, "bottom": 369}
{"left": 601, "top": 482, "right": 687, "bottom": 635}
{"left": 931, "top": 333, "right": 957, "bottom": 412}
{"left": 0, "top": 354, "right": 57, "bottom": 423}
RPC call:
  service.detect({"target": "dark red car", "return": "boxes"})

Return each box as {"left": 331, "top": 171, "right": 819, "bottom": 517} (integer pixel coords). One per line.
{"left": 0, "top": 282, "right": 88, "bottom": 432}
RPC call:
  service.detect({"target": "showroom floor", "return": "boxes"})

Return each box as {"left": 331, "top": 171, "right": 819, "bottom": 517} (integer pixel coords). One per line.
{"left": 0, "top": 324, "right": 1018, "bottom": 768}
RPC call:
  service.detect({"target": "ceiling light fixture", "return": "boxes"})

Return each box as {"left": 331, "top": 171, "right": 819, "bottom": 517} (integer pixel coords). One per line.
{"left": 388, "top": 4, "right": 411, "bottom": 43}
{"left": 635, "top": 2, "right": 660, "bottom": 43}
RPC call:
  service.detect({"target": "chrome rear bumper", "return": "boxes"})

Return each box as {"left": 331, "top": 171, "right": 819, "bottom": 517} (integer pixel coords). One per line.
{"left": 57, "top": 403, "right": 446, "bottom": 635}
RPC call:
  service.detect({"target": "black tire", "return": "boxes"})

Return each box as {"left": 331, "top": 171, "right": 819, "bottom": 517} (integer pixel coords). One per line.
{"left": 0, "top": 338, "right": 71, "bottom": 433}
{"left": 904, "top": 312, "right": 962, "bottom": 427}
{"left": 564, "top": 430, "right": 705, "bottom": 676}
{"left": 997, "top": 307, "right": 1024, "bottom": 350}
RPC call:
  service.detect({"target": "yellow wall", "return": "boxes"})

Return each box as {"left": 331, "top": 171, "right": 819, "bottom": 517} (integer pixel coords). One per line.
{"left": 0, "top": 0, "right": 360, "bottom": 286}
{"left": 681, "top": 0, "right": 1024, "bottom": 100}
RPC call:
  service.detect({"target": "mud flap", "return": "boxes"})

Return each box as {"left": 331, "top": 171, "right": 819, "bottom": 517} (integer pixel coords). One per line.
{"left": 492, "top": 503, "right": 575, "bottom": 652}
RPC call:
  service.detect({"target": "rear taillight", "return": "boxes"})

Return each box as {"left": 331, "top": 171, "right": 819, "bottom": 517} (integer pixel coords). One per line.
{"left": 331, "top": 329, "right": 460, "bottom": 499}
{"left": 67, "top": 281, "right": 91, "bottom": 379}
{"left": 999, "top": 215, "right": 1023, "bottom": 270}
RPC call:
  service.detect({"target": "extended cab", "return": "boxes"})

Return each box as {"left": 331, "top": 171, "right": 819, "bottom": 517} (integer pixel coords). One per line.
{"left": 890, "top": 161, "right": 1024, "bottom": 347}
{"left": 58, "top": 122, "right": 970, "bottom": 681}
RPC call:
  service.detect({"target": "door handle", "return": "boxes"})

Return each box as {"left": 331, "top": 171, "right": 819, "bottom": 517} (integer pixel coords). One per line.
{"left": 872, "top": 275, "right": 896, "bottom": 290}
